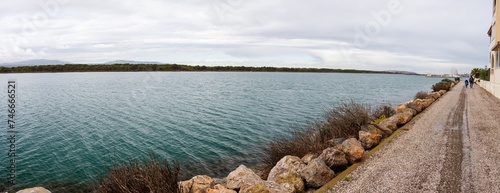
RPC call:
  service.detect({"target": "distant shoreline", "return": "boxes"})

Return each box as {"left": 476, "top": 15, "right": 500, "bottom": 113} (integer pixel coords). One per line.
{"left": 0, "top": 64, "right": 420, "bottom": 75}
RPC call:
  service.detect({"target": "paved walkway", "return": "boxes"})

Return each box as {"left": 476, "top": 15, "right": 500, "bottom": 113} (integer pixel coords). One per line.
{"left": 327, "top": 83, "right": 500, "bottom": 193}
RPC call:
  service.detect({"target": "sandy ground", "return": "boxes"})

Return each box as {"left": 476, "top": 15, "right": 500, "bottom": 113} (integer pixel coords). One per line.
{"left": 326, "top": 83, "right": 500, "bottom": 193}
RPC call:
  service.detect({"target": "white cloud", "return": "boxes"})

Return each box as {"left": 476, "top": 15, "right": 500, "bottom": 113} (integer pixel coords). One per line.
{"left": 0, "top": 0, "right": 492, "bottom": 74}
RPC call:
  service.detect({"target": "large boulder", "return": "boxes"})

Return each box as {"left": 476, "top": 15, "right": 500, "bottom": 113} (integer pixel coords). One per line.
{"left": 421, "top": 98, "right": 434, "bottom": 108}
{"left": 267, "top": 156, "right": 306, "bottom": 181}
{"left": 341, "top": 138, "right": 365, "bottom": 163}
{"left": 241, "top": 181, "right": 269, "bottom": 193}
{"left": 226, "top": 165, "right": 262, "bottom": 190}
{"left": 429, "top": 92, "right": 441, "bottom": 100}
{"left": 179, "top": 175, "right": 213, "bottom": 193}
{"left": 394, "top": 104, "right": 407, "bottom": 114}
{"left": 265, "top": 181, "right": 295, "bottom": 193}
{"left": 438, "top": 90, "right": 446, "bottom": 95}
{"left": 361, "top": 124, "right": 383, "bottom": 135}
{"left": 392, "top": 108, "right": 416, "bottom": 126}
{"left": 373, "top": 124, "right": 392, "bottom": 137}
{"left": 319, "top": 147, "right": 348, "bottom": 169}
{"left": 241, "top": 181, "right": 295, "bottom": 193}
{"left": 407, "top": 99, "right": 425, "bottom": 113}
{"left": 212, "top": 178, "right": 227, "bottom": 188}
{"left": 359, "top": 130, "right": 382, "bottom": 149}
{"left": 378, "top": 117, "right": 398, "bottom": 132}
{"left": 271, "top": 170, "right": 304, "bottom": 192}
{"left": 16, "top": 187, "right": 51, "bottom": 193}
{"left": 301, "top": 153, "right": 317, "bottom": 165}
{"left": 207, "top": 184, "right": 237, "bottom": 193}
{"left": 299, "top": 158, "right": 335, "bottom": 188}
{"left": 326, "top": 138, "right": 346, "bottom": 147}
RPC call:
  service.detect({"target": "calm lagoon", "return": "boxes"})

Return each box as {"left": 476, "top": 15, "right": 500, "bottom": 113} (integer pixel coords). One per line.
{"left": 0, "top": 72, "right": 442, "bottom": 187}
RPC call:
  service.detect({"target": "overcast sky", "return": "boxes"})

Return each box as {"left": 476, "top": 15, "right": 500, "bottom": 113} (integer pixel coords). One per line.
{"left": 0, "top": 0, "right": 492, "bottom": 74}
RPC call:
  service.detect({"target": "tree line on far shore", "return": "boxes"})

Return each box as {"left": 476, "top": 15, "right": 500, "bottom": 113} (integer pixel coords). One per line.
{"left": 0, "top": 63, "right": 397, "bottom": 74}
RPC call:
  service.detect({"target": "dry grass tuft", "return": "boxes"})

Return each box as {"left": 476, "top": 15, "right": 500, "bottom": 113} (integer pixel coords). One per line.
{"left": 414, "top": 91, "right": 429, "bottom": 100}
{"left": 321, "top": 101, "right": 371, "bottom": 141}
{"left": 432, "top": 82, "right": 450, "bottom": 92}
{"left": 95, "top": 155, "right": 180, "bottom": 193}
{"left": 262, "top": 100, "right": 371, "bottom": 179}
{"left": 371, "top": 103, "right": 395, "bottom": 121}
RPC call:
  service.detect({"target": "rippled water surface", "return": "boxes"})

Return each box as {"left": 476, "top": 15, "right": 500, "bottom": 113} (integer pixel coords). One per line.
{"left": 0, "top": 72, "right": 441, "bottom": 187}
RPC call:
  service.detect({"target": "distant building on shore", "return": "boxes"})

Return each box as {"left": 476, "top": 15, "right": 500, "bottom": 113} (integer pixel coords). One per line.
{"left": 425, "top": 67, "right": 467, "bottom": 78}
{"left": 485, "top": 0, "right": 500, "bottom": 99}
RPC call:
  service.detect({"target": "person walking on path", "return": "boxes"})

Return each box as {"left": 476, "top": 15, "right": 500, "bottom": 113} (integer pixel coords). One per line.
{"left": 465, "top": 79, "right": 469, "bottom": 88}
{"left": 469, "top": 76, "right": 475, "bottom": 88}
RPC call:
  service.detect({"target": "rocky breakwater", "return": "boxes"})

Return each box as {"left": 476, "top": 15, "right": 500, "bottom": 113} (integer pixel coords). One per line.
{"left": 178, "top": 89, "right": 449, "bottom": 193}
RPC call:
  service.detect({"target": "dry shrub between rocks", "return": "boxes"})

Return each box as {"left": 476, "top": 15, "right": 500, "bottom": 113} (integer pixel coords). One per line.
{"left": 321, "top": 100, "right": 372, "bottom": 141}
{"left": 262, "top": 123, "right": 325, "bottom": 179}
{"left": 432, "top": 82, "right": 450, "bottom": 92}
{"left": 94, "top": 156, "right": 180, "bottom": 193}
{"left": 414, "top": 91, "right": 429, "bottom": 100}
{"left": 262, "top": 100, "right": 371, "bottom": 178}
{"left": 371, "top": 103, "right": 395, "bottom": 121}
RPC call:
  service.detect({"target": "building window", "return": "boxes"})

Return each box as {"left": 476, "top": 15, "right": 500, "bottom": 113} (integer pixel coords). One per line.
{"left": 493, "top": 23, "right": 497, "bottom": 42}
{"left": 497, "top": 51, "right": 500, "bottom": 67}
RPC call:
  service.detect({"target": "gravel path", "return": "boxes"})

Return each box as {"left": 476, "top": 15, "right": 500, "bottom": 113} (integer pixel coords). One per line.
{"left": 326, "top": 84, "right": 500, "bottom": 193}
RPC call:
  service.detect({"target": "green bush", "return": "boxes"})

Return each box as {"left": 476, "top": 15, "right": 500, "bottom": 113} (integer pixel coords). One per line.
{"left": 95, "top": 156, "right": 180, "bottom": 193}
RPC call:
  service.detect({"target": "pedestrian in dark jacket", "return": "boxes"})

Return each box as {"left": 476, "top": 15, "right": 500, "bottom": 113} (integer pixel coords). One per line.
{"left": 469, "top": 76, "right": 475, "bottom": 88}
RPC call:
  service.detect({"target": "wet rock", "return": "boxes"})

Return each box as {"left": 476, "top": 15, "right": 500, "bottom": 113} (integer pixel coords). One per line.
{"left": 207, "top": 184, "right": 237, "bottom": 193}
{"left": 226, "top": 165, "right": 262, "bottom": 190}
{"left": 319, "top": 147, "right": 348, "bottom": 169}
{"left": 267, "top": 156, "right": 306, "bottom": 181}
{"left": 300, "top": 158, "right": 335, "bottom": 188}
{"left": 341, "top": 138, "right": 365, "bottom": 163}
{"left": 179, "top": 175, "right": 213, "bottom": 193}
{"left": 271, "top": 170, "right": 305, "bottom": 192}
{"left": 16, "top": 187, "right": 51, "bottom": 193}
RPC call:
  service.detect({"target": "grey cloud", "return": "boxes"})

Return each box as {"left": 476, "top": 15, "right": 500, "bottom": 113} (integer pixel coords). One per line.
{"left": 0, "top": 0, "right": 492, "bottom": 74}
